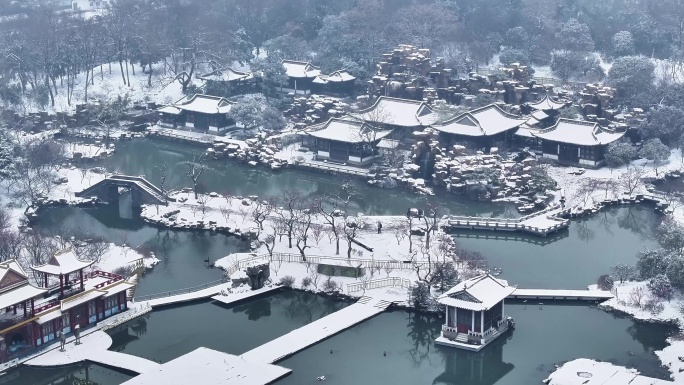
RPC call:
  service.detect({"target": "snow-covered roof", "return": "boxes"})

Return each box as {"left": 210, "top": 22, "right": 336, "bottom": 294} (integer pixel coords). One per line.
{"left": 0, "top": 260, "right": 29, "bottom": 294}
{"left": 173, "top": 94, "right": 234, "bottom": 115}
{"left": 60, "top": 289, "right": 106, "bottom": 312}
{"left": 377, "top": 138, "right": 400, "bottom": 149}
{"left": 31, "top": 249, "right": 95, "bottom": 276}
{"left": 353, "top": 96, "right": 436, "bottom": 127}
{"left": 102, "top": 281, "right": 135, "bottom": 297}
{"left": 282, "top": 59, "right": 321, "bottom": 79}
{"left": 513, "top": 124, "right": 540, "bottom": 138}
{"left": 197, "top": 68, "right": 255, "bottom": 82}
{"left": 532, "top": 119, "right": 625, "bottom": 146}
{"left": 438, "top": 274, "right": 516, "bottom": 311}
{"left": 431, "top": 104, "right": 527, "bottom": 137}
{"left": 36, "top": 308, "right": 62, "bottom": 325}
{"left": 530, "top": 110, "right": 549, "bottom": 121}
{"left": 528, "top": 96, "right": 568, "bottom": 111}
{"left": 312, "top": 70, "right": 356, "bottom": 84}
{"left": 0, "top": 284, "right": 47, "bottom": 310}
{"left": 157, "top": 106, "right": 182, "bottom": 115}
{"left": 121, "top": 347, "right": 291, "bottom": 385}
{"left": 306, "top": 118, "right": 392, "bottom": 143}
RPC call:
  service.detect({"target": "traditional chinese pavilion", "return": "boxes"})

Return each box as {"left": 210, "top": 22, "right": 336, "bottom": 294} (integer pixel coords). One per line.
{"left": 279, "top": 60, "right": 321, "bottom": 95}
{"left": 157, "top": 94, "right": 236, "bottom": 133}
{"left": 436, "top": 274, "right": 515, "bottom": 351}
{"left": 305, "top": 118, "right": 392, "bottom": 165}
{"left": 0, "top": 250, "right": 135, "bottom": 362}
{"left": 533, "top": 119, "right": 625, "bottom": 166}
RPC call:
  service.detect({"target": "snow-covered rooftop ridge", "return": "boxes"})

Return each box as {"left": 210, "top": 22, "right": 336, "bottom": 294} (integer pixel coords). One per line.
{"left": 306, "top": 117, "right": 392, "bottom": 143}
{"left": 528, "top": 95, "right": 568, "bottom": 111}
{"left": 122, "top": 347, "right": 291, "bottom": 385}
{"left": 197, "top": 67, "right": 255, "bottom": 82}
{"left": 0, "top": 259, "right": 29, "bottom": 286}
{"left": 353, "top": 96, "right": 435, "bottom": 127}
{"left": 282, "top": 59, "right": 321, "bottom": 78}
{"left": 31, "top": 248, "right": 95, "bottom": 276}
{"left": 438, "top": 274, "right": 515, "bottom": 311}
{"left": 533, "top": 118, "right": 625, "bottom": 146}
{"left": 172, "top": 94, "right": 234, "bottom": 114}
{"left": 431, "top": 103, "right": 526, "bottom": 137}
{"left": 313, "top": 69, "right": 356, "bottom": 84}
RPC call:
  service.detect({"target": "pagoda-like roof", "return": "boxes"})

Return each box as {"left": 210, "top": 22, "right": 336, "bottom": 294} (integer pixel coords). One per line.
{"left": 532, "top": 119, "right": 625, "bottom": 146}
{"left": 197, "top": 68, "right": 256, "bottom": 83}
{"left": 312, "top": 70, "right": 356, "bottom": 84}
{"left": 352, "top": 96, "right": 437, "bottom": 127}
{"left": 0, "top": 259, "right": 47, "bottom": 308}
{"left": 306, "top": 118, "right": 392, "bottom": 144}
{"left": 438, "top": 274, "right": 516, "bottom": 311}
{"left": 171, "top": 94, "right": 234, "bottom": 115}
{"left": 528, "top": 95, "right": 568, "bottom": 111}
{"left": 431, "top": 104, "right": 527, "bottom": 137}
{"left": 31, "top": 249, "right": 94, "bottom": 276}
{"left": 282, "top": 59, "right": 321, "bottom": 79}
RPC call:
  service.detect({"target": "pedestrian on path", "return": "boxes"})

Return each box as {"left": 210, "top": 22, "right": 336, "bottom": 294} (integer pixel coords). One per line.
{"left": 74, "top": 324, "right": 81, "bottom": 345}
{"left": 59, "top": 332, "right": 66, "bottom": 352}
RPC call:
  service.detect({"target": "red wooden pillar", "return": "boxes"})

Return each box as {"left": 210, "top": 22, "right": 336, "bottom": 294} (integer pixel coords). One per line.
{"left": 44, "top": 273, "right": 48, "bottom": 288}
{"left": 39, "top": 323, "right": 43, "bottom": 345}
{"left": 21, "top": 302, "right": 25, "bottom": 317}
{"left": 30, "top": 298, "right": 34, "bottom": 317}
{"left": 79, "top": 270, "right": 84, "bottom": 290}
{"left": 59, "top": 275, "right": 64, "bottom": 298}
{"left": 52, "top": 319, "right": 57, "bottom": 340}
{"left": 12, "top": 304, "right": 16, "bottom": 315}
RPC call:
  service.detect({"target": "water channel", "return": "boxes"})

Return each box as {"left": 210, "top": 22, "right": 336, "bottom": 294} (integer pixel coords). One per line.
{"left": 20, "top": 138, "right": 675, "bottom": 384}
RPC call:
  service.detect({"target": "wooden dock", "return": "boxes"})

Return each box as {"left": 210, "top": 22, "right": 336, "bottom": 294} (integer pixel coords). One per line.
{"left": 445, "top": 206, "right": 570, "bottom": 237}
{"left": 507, "top": 288, "right": 613, "bottom": 301}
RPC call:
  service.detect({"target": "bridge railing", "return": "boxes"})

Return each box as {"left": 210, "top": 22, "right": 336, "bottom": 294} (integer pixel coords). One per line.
{"left": 133, "top": 278, "right": 227, "bottom": 302}
{"left": 346, "top": 277, "right": 413, "bottom": 293}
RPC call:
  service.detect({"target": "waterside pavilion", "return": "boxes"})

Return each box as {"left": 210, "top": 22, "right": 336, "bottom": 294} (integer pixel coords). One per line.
{"left": 305, "top": 118, "right": 392, "bottom": 165}
{"left": 435, "top": 274, "right": 515, "bottom": 352}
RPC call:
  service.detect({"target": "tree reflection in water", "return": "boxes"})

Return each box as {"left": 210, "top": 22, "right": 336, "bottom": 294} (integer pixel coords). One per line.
{"left": 234, "top": 296, "right": 272, "bottom": 321}
{"left": 405, "top": 312, "right": 441, "bottom": 367}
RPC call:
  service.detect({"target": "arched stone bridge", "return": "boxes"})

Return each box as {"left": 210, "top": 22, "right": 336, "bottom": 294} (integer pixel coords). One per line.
{"left": 75, "top": 175, "right": 172, "bottom": 206}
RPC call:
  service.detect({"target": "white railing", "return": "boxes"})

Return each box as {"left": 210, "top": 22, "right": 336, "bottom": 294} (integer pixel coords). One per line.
{"left": 0, "top": 359, "right": 18, "bottom": 372}
{"left": 346, "top": 277, "right": 413, "bottom": 293}
{"left": 100, "top": 303, "right": 153, "bottom": 331}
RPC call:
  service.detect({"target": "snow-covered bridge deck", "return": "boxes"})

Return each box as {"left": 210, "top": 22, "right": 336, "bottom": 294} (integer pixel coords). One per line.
{"left": 508, "top": 289, "right": 613, "bottom": 301}
{"left": 133, "top": 282, "right": 281, "bottom": 310}
{"left": 242, "top": 296, "right": 392, "bottom": 364}
{"left": 26, "top": 331, "right": 161, "bottom": 374}
{"left": 445, "top": 206, "right": 570, "bottom": 237}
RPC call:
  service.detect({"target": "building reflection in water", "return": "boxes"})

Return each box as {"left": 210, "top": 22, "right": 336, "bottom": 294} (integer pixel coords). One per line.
{"left": 433, "top": 331, "right": 515, "bottom": 385}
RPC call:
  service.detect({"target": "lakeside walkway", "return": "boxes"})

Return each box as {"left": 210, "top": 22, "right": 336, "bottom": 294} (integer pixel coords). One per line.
{"left": 445, "top": 206, "right": 570, "bottom": 237}
{"left": 133, "top": 281, "right": 233, "bottom": 308}
{"left": 242, "top": 296, "right": 392, "bottom": 364}
{"left": 25, "top": 331, "right": 161, "bottom": 374}
{"left": 508, "top": 289, "right": 613, "bottom": 301}
{"left": 211, "top": 285, "right": 282, "bottom": 305}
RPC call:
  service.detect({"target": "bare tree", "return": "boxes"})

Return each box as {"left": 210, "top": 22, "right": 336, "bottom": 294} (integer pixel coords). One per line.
{"left": 251, "top": 199, "right": 273, "bottom": 230}
{"left": 316, "top": 182, "right": 355, "bottom": 255}
{"left": 629, "top": 286, "right": 645, "bottom": 308}
{"left": 611, "top": 263, "right": 635, "bottom": 284}
{"left": 219, "top": 205, "right": 231, "bottom": 223}
{"left": 420, "top": 203, "right": 442, "bottom": 249}
{"left": 0, "top": 230, "right": 23, "bottom": 262}
{"left": 406, "top": 211, "right": 415, "bottom": 253}
{"left": 619, "top": 166, "right": 647, "bottom": 195}
{"left": 343, "top": 214, "right": 364, "bottom": 259}
{"left": 311, "top": 224, "right": 325, "bottom": 245}
{"left": 384, "top": 264, "right": 394, "bottom": 278}
{"left": 196, "top": 194, "right": 210, "bottom": 218}
{"left": 185, "top": 154, "right": 204, "bottom": 199}
{"left": 274, "top": 190, "right": 304, "bottom": 249}
{"left": 261, "top": 234, "right": 276, "bottom": 257}
{"left": 394, "top": 221, "right": 408, "bottom": 245}
{"left": 309, "top": 266, "right": 321, "bottom": 290}
{"left": 270, "top": 257, "right": 282, "bottom": 277}
{"left": 0, "top": 207, "right": 10, "bottom": 232}
{"left": 154, "top": 162, "right": 168, "bottom": 204}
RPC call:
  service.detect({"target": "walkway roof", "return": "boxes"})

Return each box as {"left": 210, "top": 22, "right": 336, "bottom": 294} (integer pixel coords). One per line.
{"left": 0, "top": 284, "right": 47, "bottom": 310}
{"left": 282, "top": 59, "right": 320, "bottom": 79}
{"left": 431, "top": 104, "right": 527, "bottom": 137}
{"left": 312, "top": 70, "right": 356, "bottom": 84}
{"left": 306, "top": 118, "right": 392, "bottom": 144}
{"left": 31, "top": 249, "right": 94, "bottom": 276}
{"left": 532, "top": 119, "right": 625, "bottom": 146}
{"left": 438, "top": 274, "right": 516, "bottom": 311}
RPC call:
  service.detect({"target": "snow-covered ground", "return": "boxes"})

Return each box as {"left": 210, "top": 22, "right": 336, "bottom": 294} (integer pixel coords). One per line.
{"left": 545, "top": 358, "right": 670, "bottom": 385}
{"left": 63, "top": 142, "right": 115, "bottom": 160}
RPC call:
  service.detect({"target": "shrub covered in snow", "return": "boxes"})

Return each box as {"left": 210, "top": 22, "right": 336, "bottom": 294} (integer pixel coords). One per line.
{"left": 278, "top": 275, "right": 295, "bottom": 287}
{"left": 322, "top": 277, "right": 340, "bottom": 293}
{"left": 301, "top": 276, "right": 312, "bottom": 288}
{"left": 596, "top": 274, "right": 614, "bottom": 291}
{"left": 648, "top": 274, "right": 675, "bottom": 300}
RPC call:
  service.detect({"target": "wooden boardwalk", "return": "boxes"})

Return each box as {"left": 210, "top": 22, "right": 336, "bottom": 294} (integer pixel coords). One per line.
{"left": 242, "top": 296, "right": 392, "bottom": 364}
{"left": 508, "top": 288, "right": 613, "bottom": 301}
{"left": 445, "top": 206, "right": 570, "bottom": 237}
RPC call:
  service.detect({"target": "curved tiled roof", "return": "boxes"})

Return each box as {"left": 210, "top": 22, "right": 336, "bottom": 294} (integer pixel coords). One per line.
{"left": 532, "top": 119, "right": 625, "bottom": 146}
{"left": 431, "top": 104, "right": 527, "bottom": 137}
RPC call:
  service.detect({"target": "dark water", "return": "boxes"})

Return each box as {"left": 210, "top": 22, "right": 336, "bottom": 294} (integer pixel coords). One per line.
{"left": 33, "top": 204, "right": 245, "bottom": 296}
{"left": 456, "top": 206, "right": 661, "bottom": 288}
{"left": 104, "top": 138, "right": 511, "bottom": 216}
{"left": 0, "top": 362, "right": 132, "bottom": 385}
{"left": 275, "top": 304, "right": 675, "bottom": 385}
{"left": 108, "top": 291, "right": 349, "bottom": 363}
